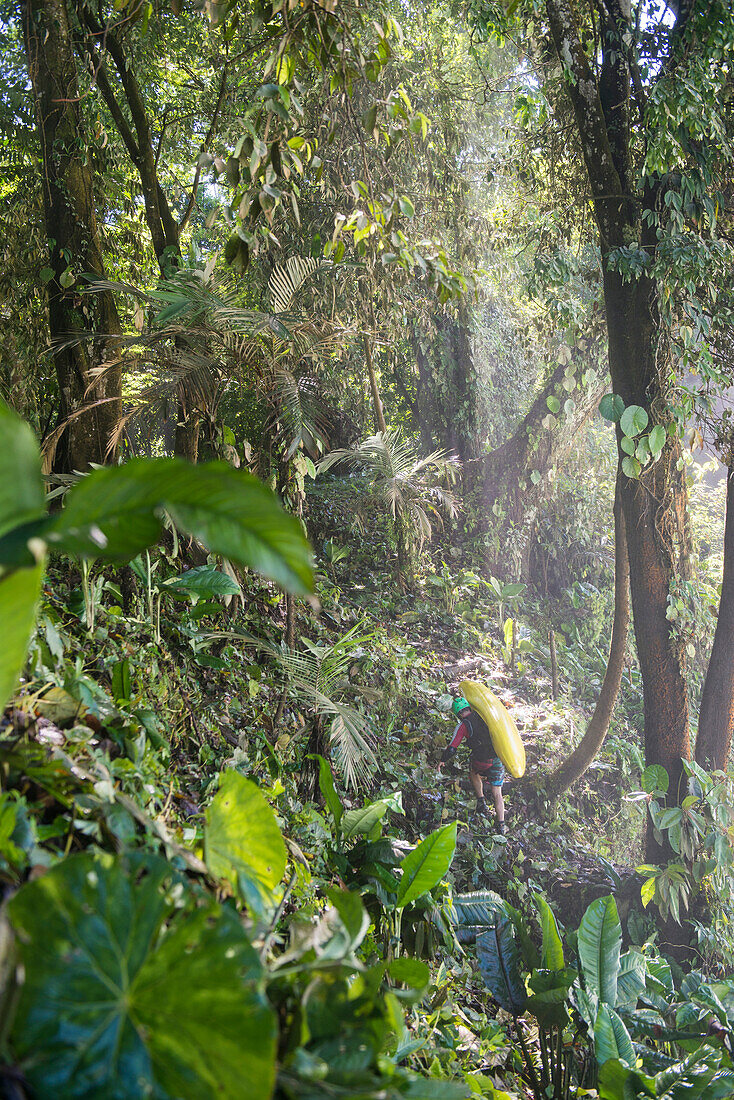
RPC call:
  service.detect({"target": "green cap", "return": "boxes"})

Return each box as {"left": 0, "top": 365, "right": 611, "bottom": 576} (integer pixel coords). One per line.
{"left": 452, "top": 696, "right": 470, "bottom": 716}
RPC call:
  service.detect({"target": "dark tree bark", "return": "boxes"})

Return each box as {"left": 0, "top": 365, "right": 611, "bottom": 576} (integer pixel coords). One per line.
{"left": 696, "top": 464, "right": 734, "bottom": 771}
{"left": 547, "top": 473, "right": 630, "bottom": 798}
{"left": 545, "top": 0, "right": 692, "bottom": 829}
{"left": 25, "top": 0, "right": 121, "bottom": 472}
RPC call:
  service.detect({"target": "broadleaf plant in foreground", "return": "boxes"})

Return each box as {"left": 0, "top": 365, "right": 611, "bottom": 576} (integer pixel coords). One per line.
{"left": 0, "top": 397, "right": 313, "bottom": 712}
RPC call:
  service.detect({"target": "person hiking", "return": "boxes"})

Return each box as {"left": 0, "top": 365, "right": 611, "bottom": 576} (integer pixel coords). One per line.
{"left": 437, "top": 696, "right": 506, "bottom": 833}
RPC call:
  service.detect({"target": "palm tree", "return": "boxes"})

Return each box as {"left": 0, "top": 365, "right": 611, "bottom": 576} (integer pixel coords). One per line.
{"left": 44, "top": 257, "right": 349, "bottom": 468}
{"left": 317, "top": 428, "right": 460, "bottom": 589}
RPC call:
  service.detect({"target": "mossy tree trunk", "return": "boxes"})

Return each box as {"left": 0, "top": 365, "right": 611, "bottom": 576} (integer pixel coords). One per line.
{"left": 544, "top": 0, "right": 693, "bottom": 858}
{"left": 25, "top": 0, "right": 121, "bottom": 472}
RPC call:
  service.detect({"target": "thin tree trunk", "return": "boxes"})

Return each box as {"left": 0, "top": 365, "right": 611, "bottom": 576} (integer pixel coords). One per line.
{"left": 549, "top": 629, "right": 559, "bottom": 700}
{"left": 364, "top": 334, "right": 387, "bottom": 434}
{"left": 25, "top": 0, "right": 121, "bottom": 472}
{"left": 547, "top": 473, "right": 630, "bottom": 798}
{"left": 696, "top": 464, "right": 734, "bottom": 771}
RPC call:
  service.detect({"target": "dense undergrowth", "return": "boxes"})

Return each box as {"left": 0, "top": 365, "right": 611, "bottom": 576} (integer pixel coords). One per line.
{"left": 3, "top": 465, "right": 734, "bottom": 1099}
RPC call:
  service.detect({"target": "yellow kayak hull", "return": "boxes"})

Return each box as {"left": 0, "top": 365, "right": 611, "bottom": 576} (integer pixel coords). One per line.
{"left": 459, "top": 680, "right": 526, "bottom": 778}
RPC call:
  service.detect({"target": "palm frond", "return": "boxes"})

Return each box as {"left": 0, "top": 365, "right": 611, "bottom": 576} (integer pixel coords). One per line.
{"left": 268, "top": 256, "right": 327, "bottom": 313}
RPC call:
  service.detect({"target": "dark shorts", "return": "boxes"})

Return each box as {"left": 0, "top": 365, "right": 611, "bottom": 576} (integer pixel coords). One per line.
{"left": 471, "top": 758, "right": 505, "bottom": 787}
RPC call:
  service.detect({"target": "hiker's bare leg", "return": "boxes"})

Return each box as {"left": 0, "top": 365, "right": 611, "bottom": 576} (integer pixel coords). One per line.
{"left": 491, "top": 784, "right": 504, "bottom": 822}
{"left": 469, "top": 769, "right": 484, "bottom": 800}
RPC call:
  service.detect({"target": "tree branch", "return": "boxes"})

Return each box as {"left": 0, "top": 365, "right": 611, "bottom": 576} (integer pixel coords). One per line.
{"left": 179, "top": 62, "right": 228, "bottom": 232}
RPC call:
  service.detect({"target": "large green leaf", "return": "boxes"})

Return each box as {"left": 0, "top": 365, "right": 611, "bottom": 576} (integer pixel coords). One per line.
{"left": 527, "top": 968, "right": 576, "bottom": 1029}
{"left": 309, "top": 753, "right": 343, "bottom": 828}
{"left": 598, "top": 1059, "right": 656, "bottom": 1100}
{"left": 578, "top": 895, "right": 622, "bottom": 1006}
{"left": 341, "top": 801, "right": 388, "bottom": 840}
{"left": 0, "top": 401, "right": 46, "bottom": 710}
{"left": 0, "top": 458, "right": 313, "bottom": 595}
{"left": 477, "top": 916, "right": 528, "bottom": 1016}
{"left": 163, "top": 564, "right": 241, "bottom": 597}
{"left": 615, "top": 949, "right": 647, "bottom": 1011}
{"left": 0, "top": 562, "right": 43, "bottom": 712}
{"left": 449, "top": 889, "right": 508, "bottom": 941}
{"left": 0, "top": 399, "right": 45, "bottom": 538}
{"left": 594, "top": 1002, "right": 635, "bottom": 1067}
{"left": 8, "top": 853, "right": 276, "bottom": 1100}
{"left": 204, "top": 770, "right": 286, "bottom": 913}
{"left": 536, "top": 894, "right": 564, "bottom": 971}
{"left": 395, "top": 822, "right": 457, "bottom": 909}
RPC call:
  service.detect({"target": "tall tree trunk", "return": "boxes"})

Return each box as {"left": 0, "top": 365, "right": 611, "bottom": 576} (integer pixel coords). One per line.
{"left": 604, "top": 267, "right": 691, "bottom": 809}
{"left": 547, "top": 472, "right": 630, "bottom": 798}
{"left": 696, "top": 463, "right": 734, "bottom": 771}
{"left": 78, "top": 15, "right": 221, "bottom": 462}
{"left": 543, "top": 0, "right": 693, "bottom": 853}
{"left": 25, "top": 0, "right": 121, "bottom": 472}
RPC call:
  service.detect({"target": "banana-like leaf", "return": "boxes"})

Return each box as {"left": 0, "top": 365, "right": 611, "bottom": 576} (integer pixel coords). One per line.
{"left": 448, "top": 889, "right": 508, "bottom": 934}
{"left": 615, "top": 949, "right": 647, "bottom": 1011}
{"left": 578, "top": 895, "right": 622, "bottom": 1006}
{"left": 527, "top": 967, "right": 576, "bottom": 1029}
{"left": 477, "top": 917, "right": 528, "bottom": 1016}
{"left": 536, "top": 894, "right": 564, "bottom": 971}
{"left": 396, "top": 822, "right": 457, "bottom": 909}
{"left": 595, "top": 1002, "right": 635, "bottom": 1067}
{"left": 598, "top": 1059, "right": 656, "bottom": 1100}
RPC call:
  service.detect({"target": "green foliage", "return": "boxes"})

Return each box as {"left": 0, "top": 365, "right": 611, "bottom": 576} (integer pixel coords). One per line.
{"left": 396, "top": 821, "right": 457, "bottom": 909}
{"left": 577, "top": 895, "right": 622, "bottom": 1007}
{"left": 8, "top": 852, "right": 277, "bottom": 1100}
{"left": 204, "top": 770, "right": 287, "bottom": 914}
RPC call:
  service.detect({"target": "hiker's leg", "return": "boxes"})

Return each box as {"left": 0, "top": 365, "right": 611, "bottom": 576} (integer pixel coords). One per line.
{"left": 487, "top": 760, "right": 506, "bottom": 824}
{"left": 490, "top": 783, "right": 504, "bottom": 822}
{"left": 469, "top": 768, "right": 484, "bottom": 800}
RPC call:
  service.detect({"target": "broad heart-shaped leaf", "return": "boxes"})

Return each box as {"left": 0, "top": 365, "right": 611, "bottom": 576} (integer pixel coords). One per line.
{"left": 204, "top": 770, "right": 286, "bottom": 914}
{"left": 396, "top": 822, "right": 457, "bottom": 909}
{"left": 594, "top": 1003, "right": 635, "bottom": 1067}
{"left": 598, "top": 393, "right": 625, "bottom": 424}
{"left": 536, "top": 894, "right": 564, "bottom": 971}
{"left": 0, "top": 562, "right": 43, "bottom": 712}
{"left": 341, "top": 800, "right": 388, "bottom": 840}
{"left": 477, "top": 917, "right": 528, "bottom": 1016}
{"left": 36, "top": 458, "right": 313, "bottom": 594}
{"left": 619, "top": 404, "right": 649, "bottom": 438}
{"left": 641, "top": 763, "right": 669, "bottom": 794}
{"left": 578, "top": 895, "right": 622, "bottom": 1006}
{"left": 8, "top": 852, "right": 276, "bottom": 1100}
{"left": 309, "top": 753, "right": 343, "bottom": 828}
{"left": 163, "top": 564, "right": 241, "bottom": 597}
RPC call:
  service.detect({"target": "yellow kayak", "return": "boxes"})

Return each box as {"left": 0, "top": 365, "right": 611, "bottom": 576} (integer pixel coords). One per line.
{"left": 459, "top": 680, "right": 526, "bottom": 778}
